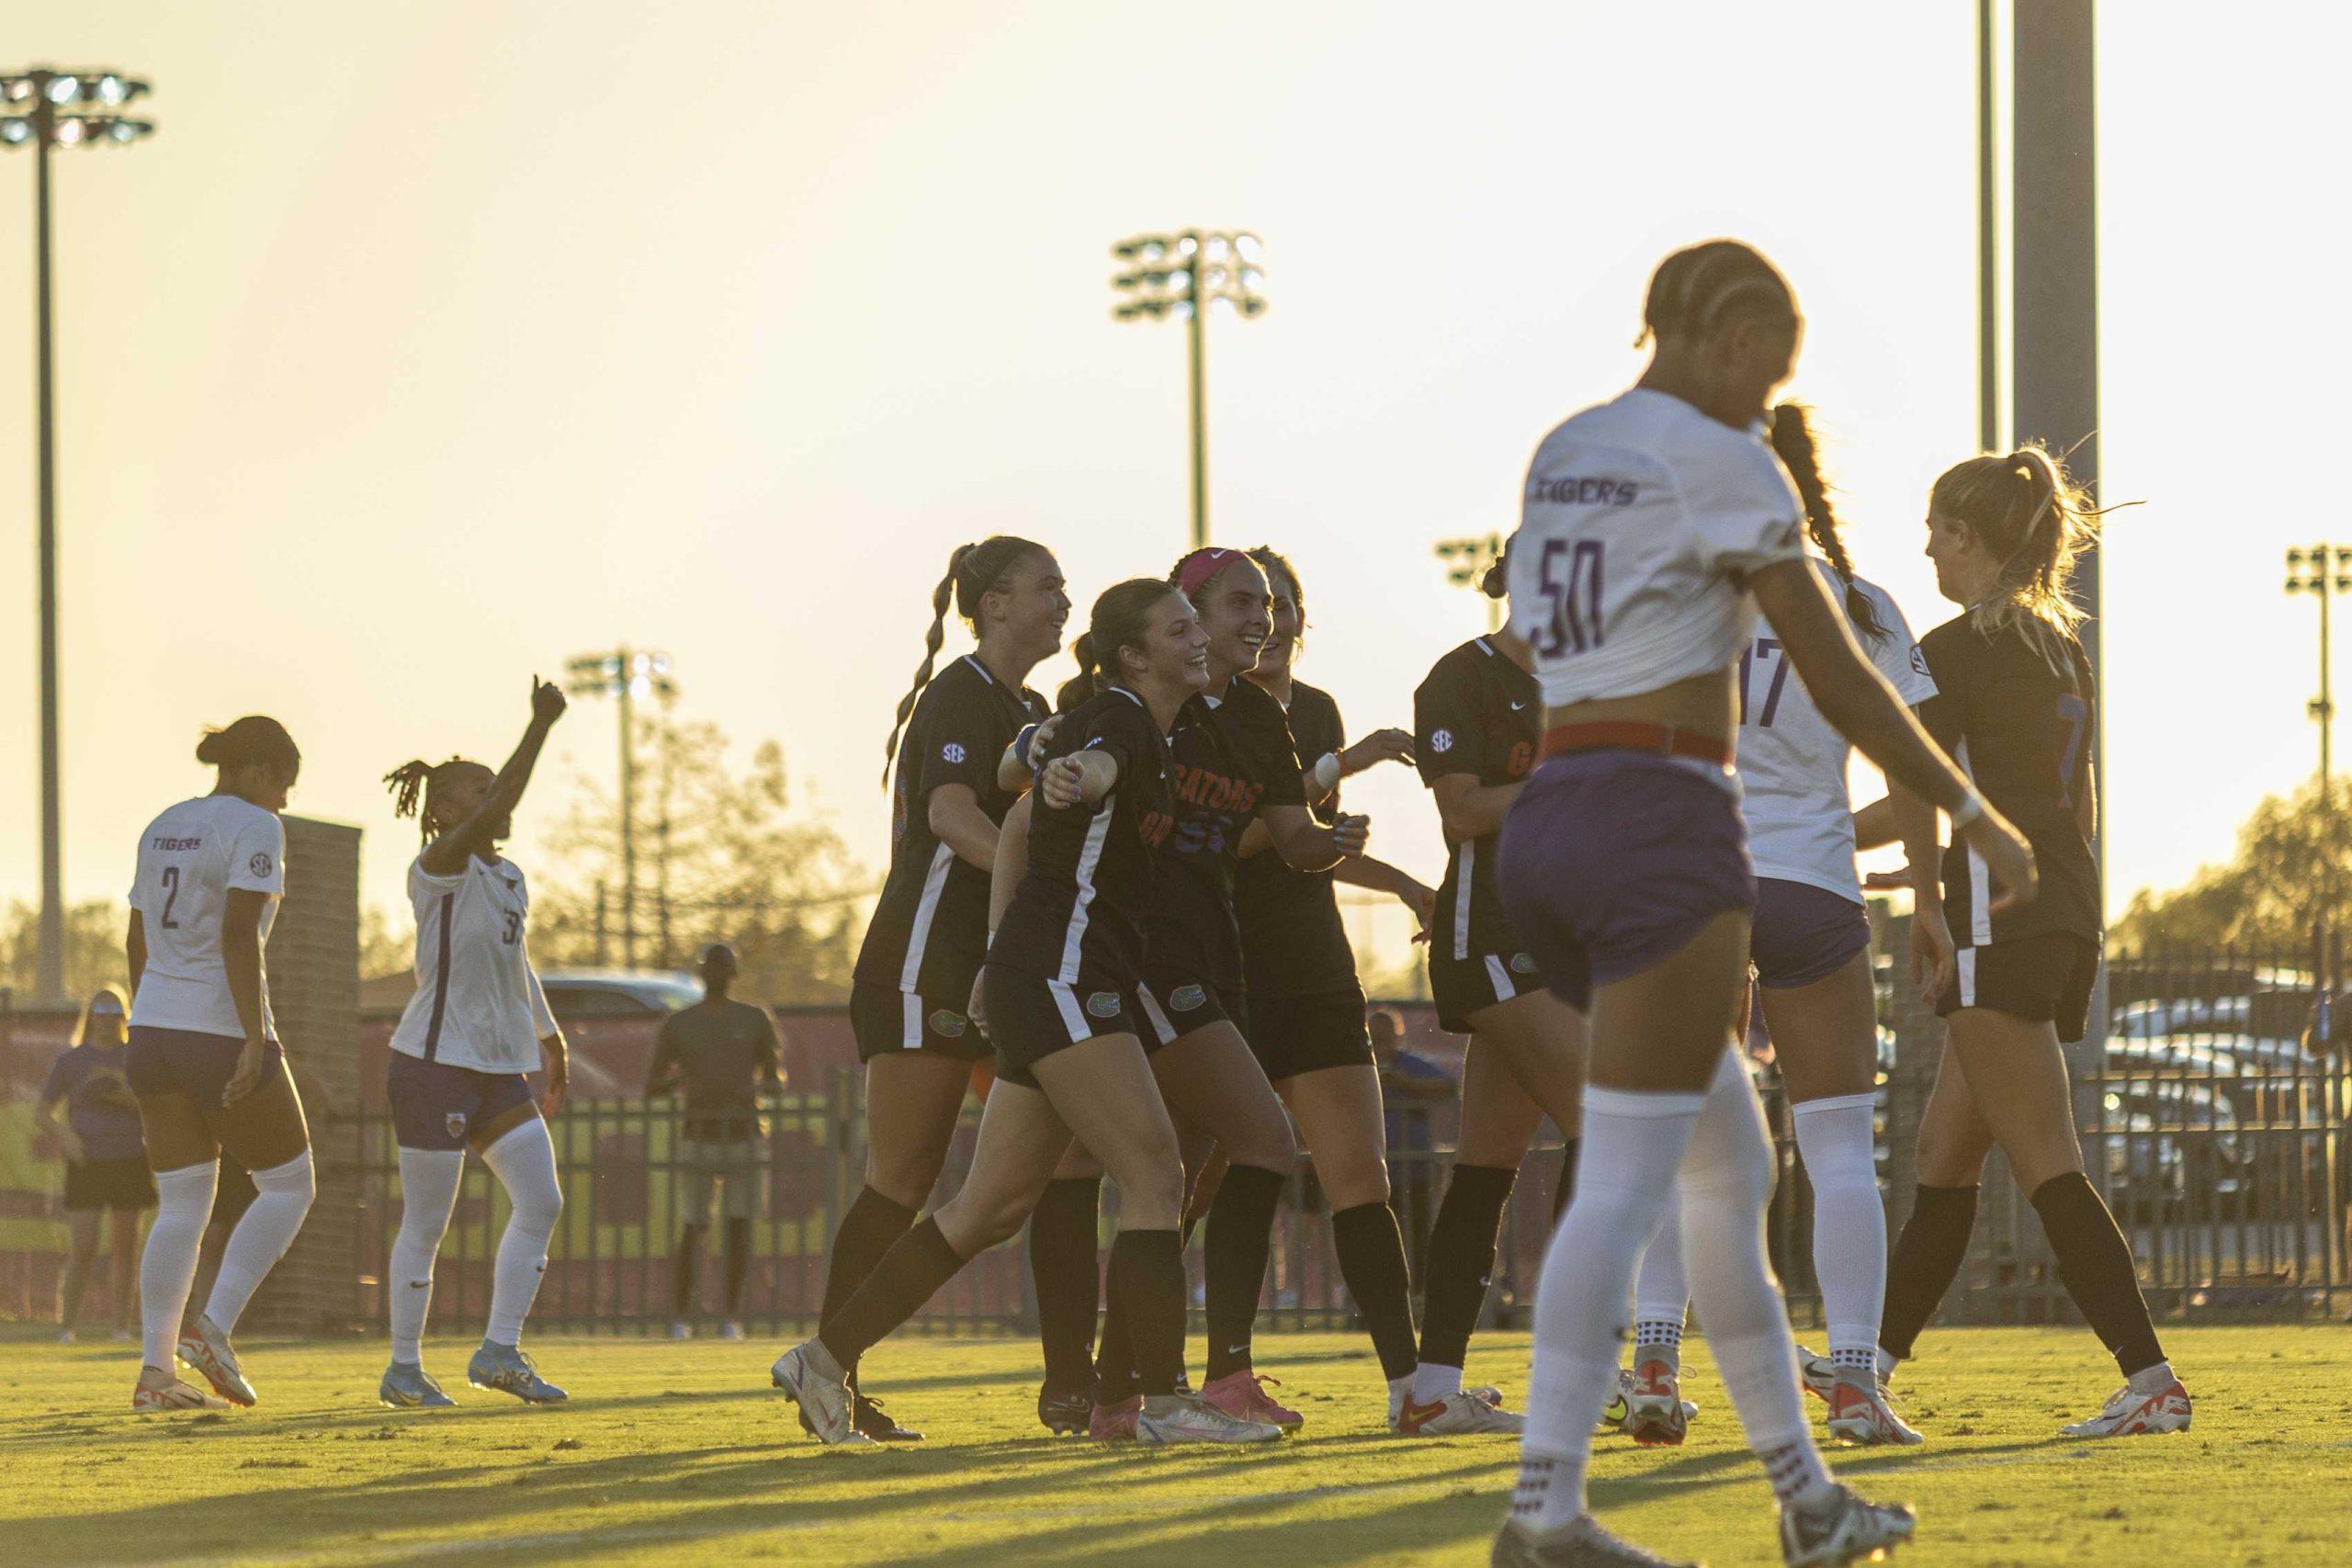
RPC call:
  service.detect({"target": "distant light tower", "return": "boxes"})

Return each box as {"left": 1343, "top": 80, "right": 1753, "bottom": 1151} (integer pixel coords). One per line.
{"left": 4, "top": 66, "right": 156, "bottom": 1005}
{"left": 2286, "top": 547, "right": 2352, "bottom": 790}
{"left": 565, "top": 649, "right": 676, "bottom": 970}
{"left": 1110, "top": 230, "right": 1267, "bottom": 551}
{"left": 1436, "top": 534, "right": 1507, "bottom": 633}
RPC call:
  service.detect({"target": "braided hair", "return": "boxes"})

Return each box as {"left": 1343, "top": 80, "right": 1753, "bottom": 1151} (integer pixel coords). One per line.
{"left": 1768, "top": 403, "right": 1887, "bottom": 645}
{"left": 1637, "top": 240, "right": 1796, "bottom": 347}
{"left": 383, "top": 757, "right": 478, "bottom": 843}
{"left": 1931, "top": 444, "right": 2105, "bottom": 674}
{"left": 881, "top": 535, "right": 1046, "bottom": 785}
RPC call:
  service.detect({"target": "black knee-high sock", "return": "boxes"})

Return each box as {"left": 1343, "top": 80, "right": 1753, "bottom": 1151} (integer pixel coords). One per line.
{"left": 1880, "top": 1183, "right": 1979, "bottom": 1359}
{"left": 1092, "top": 1250, "right": 1140, "bottom": 1400}
{"left": 1029, "top": 1177, "right": 1102, "bottom": 1392}
{"left": 722, "top": 1217, "right": 751, "bottom": 1315}
{"left": 818, "top": 1187, "right": 918, "bottom": 1371}
{"left": 1203, "top": 1164, "right": 1287, "bottom": 1382}
{"left": 1549, "top": 1136, "right": 1581, "bottom": 1227}
{"left": 1417, "top": 1163, "right": 1516, "bottom": 1370}
{"left": 673, "top": 1224, "right": 704, "bottom": 1316}
{"left": 1331, "top": 1201, "right": 1419, "bottom": 1382}
{"left": 2030, "top": 1172, "right": 2165, "bottom": 1377}
{"left": 817, "top": 1217, "right": 966, "bottom": 1369}
{"left": 1110, "top": 1228, "right": 1187, "bottom": 1397}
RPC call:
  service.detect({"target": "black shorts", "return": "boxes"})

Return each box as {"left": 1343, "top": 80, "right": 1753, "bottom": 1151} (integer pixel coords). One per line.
{"left": 1428, "top": 948, "right": 1544, "bottom": 1034}
{"left": 1248, "top": 987, "right": 1373, "bottom": 1080}
{"left": 1134, "top": 968, "right": 1248, "bottom": 1052}
{"left": 851, "top": 979, "right": 989, "bottom": 1065}
{"left": 63, "top": 1156, "right": 157, "bottom": 1213}
{"left": 1750, "top": 879, "right": 1872, "bottom": 990}
{"left": 983, "top": 964, "right": 1139, "bottom": 1089}
{"left": 1939, "top": 934, "right": 2100, "bottom": 1043}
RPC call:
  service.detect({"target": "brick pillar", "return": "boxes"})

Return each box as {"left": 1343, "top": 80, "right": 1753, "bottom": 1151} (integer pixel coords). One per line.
{"left": 254, "top": 815, "right": 363, "bottom": 1334}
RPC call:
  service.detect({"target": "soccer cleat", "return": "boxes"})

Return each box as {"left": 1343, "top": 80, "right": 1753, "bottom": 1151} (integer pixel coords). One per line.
{"left": 1600, "top": 1368, "right": 1700, "bottom": 1434}
{"left": 1039, "top": 1378, "right": 1096, "bottom": 1436}
{"left": 1824, "top": 1381, "right": 1923, "bottom": 1447}
{"left": 1795, "top": 1345, "right": 1838, "bottom": 1403}
{"left": 176, "top": 1315, "right": 257, "bottom": 1407}
{"left": 1089, "top": 1393, "right": 1143, "bottom": 1441}
{"left": 1200, "top": 1369, "right": 1304, "bottom": 1431}
{"left": 468, "top": 1341, "right": 568, "bottom": 1404}
{"left": 132, "top": 1376, "right": 230, "bottom": 1414}
{"left": 718, "top": 1321, "right": 745, "bottom": 1341}
{"left": 379, "top": 1360, "right": 458, "bottom": 1408}
{"left": 1623, "top": 1357, "right": 1689, "bottom": 1448}
{"left": 851, "top": 1391, "right": 922, "bottom": 1441}
{"left": 1490, "top": 1514, "right": 1700, "bottom": 1567}
{"left": 1779, "top": 1483, "right": 1916, "bottom": 1567}
{"left": 1136, "top": 1392, "right": 1284, "bottom": 1444}
{"left": 1396, "top": 1389, "right": 1526, "bottom": 1436}
{"left": 1467, "top": 1383, "right": 1507, "bottom": 1407}
{"left": 771, "top": 1343, "right": 874, "bottom": 1445}
{"left": 2059, "top": 1379, "right": 2191, "bottom": 1438}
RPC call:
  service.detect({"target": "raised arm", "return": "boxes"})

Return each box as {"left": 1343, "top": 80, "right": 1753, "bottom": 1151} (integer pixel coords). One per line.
{"left": 420, "top": 679, "right": 569, "bottom": 876}
{"left": 1259, "top": 804, "right": 1370, "bottom": 872}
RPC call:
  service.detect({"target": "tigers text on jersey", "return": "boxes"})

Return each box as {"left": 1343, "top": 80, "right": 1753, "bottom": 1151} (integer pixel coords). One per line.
{"left": 389, "top": 854, "right": 558, "bottom": 1074}
{"left": 1920, "top": 615, "right": 2101, "bottom": 947}
{"left": 1149, "top": 677, "right": 1309, "bottom": 994}
{"left": 988, "top": 688, "right": 1174, "bottom": 990}
{"left": 1508, "top": 388, "right": 1807, "bottom": 705}
{"left": 127, "top": 795, "right": 286, "bottom": 1041}
{"left": 1738, "top": 566, "right": 1937, "bottom": 903}
{"left": 1415, "top": 637, "right": 1541, "bottom": 964}
{"left": 854, "top": 655, "right": 1051, "bottom": 999}
{"left": 1236, "top": 681, "right": 1357, "bottom": 1000}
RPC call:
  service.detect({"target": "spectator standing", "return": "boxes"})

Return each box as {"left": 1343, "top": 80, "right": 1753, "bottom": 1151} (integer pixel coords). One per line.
{"left": 40, "top": 987, "right": 154, "bottom": 1341}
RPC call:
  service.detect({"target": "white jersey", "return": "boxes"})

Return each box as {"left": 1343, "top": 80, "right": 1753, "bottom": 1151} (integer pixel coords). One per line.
{"left": 388, "top": 853, "right": 557, "bottom": 1074}
{"left": 1738, "top": 565, "right": 1939, "bottom": 902}
{"left": 1508, "top": 388, "right": 1807, "bottom": 705}
{"left": 127, "top": 795, "right": 286, "bottom": 1041}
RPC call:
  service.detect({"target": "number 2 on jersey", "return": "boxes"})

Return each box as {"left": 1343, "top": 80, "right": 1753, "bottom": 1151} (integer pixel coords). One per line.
{"left": 1531, "top": 538, "right": 1605, "bottom": 658}
{"left": 159, "top": 865, "right": 182, "bottom": 929}
{"left": 1739, "top": 637, "right": 1792, "bottom": 728}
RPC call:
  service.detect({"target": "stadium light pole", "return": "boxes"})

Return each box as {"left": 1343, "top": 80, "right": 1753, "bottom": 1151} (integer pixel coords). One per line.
{"left": 1110, "top": 230, "right": 1267, "bottom": 551}
{"left": 1435, "top": 534, "right": 1506, "bottom": 634}
{"left": 2285, "top": 547, "right": 2352, "bottom": 788}
{"left": 3, "top": 67, "right": 155, "bottom": 1005}
{"left": 565, "top": 649, "right": 676, "bottom": 971}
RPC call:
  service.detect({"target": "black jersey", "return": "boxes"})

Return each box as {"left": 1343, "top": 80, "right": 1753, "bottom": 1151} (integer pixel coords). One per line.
{"left": 989, "top": 688, "right": 1174, "bottom": 987}
{"left": 1236, "top": 681, "right": 1357, "bottom": 1000}
{"left": 854, "top": 655, "right": 1050, "bottom": 998}
{"left": 1148, "top": 677, "right": 1309, "bottom": 993}
{"left": 1415, "top": 636, "right": 1541, "bottom": 965}
{"left": 1917, "top": 615, "right": 2101, "bottom": 945}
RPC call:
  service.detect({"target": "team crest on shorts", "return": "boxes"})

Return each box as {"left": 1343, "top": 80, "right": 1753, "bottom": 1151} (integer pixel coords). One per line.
{"left": 1086, "top": 991, "right": 1123, "bottom": 1020}
{"left": 1510, "top": 953, "right": 1538, "bottom": 975}
{"left": 1169, "top": 984, "right": 1207, "bottom": 1011}
{"left": 249, "top": 851, "right": 274, "bottom": 878}
{"left": 931, "top": 1009, "right": 968, "bottom": 1039}
{"left": 1430, "top": 728, "right": 1454, "bottom": 754}
{"left": 445, "top": 1111, "right": 469, "bottom": 1141}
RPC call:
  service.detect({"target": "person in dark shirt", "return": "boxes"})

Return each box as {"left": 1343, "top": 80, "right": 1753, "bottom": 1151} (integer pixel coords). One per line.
{"left": 1878, "top": 444, "right": 2190, "bottom": 1438}
{"left": 646, "top": 943, "right": 781, "bottom": 1340}
{"left": 820, "top": 536, "right": 1064, "bottom": 1440}
{"left": 40, "top": 987, "right": 153, "bottom": 1342}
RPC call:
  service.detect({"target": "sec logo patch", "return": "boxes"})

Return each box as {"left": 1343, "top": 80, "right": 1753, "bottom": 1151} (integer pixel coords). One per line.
{"left": 942, "top": 741, "right": 967, "bottom": 764}
{"left": 1510, "top": 953, "right": 1538, "bottom": 975}
{"left": 931, "top": 1009, "right": 967, "bottom": 1039}
{"left": 1910, "top": 646, "right": 1931, "bottom": 678}
{"left": 1086, "top": 991, "right": 1123, "bottom": 1020}
{"left": 248, "top": 851, "right": 275, "bottom": 878}
{"left": 1169, "top": 984, "right": 1208, "bottom": 1012}
{"left": 1430, "top": 728, "right": 1454, "bottom": 754}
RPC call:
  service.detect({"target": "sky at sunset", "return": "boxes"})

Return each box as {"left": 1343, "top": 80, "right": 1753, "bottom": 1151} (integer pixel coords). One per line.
{"left": 2, "top": 3, "right": 2342, "bottom": 976}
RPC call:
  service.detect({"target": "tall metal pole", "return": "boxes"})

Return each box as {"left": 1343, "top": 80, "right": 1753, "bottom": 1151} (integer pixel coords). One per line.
{"left": 1185, "top": 258, "right": 1207, "bottom": 551}
{"left": 2322, "top": 573, "right": 2334, "bottom": 793}
{"left": 1975, "top": 0, "right": 1999, "bottom": 454}
{"left": 617, "top": 659, "right": 637, "bottom": 970}
{"left": 33, "top": 100, "right": 62, "bottom": 1005}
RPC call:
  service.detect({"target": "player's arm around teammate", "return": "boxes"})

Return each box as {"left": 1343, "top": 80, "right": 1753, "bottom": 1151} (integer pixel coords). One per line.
{"left": 124, "top": 716, "right": 313, "bottom": 1414}
{"left": 373, "top": 678, "right": 572, "bottom": 1409}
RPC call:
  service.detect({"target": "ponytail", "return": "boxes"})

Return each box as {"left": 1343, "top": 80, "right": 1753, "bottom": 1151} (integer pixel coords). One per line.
{"left": 881, "top": 535, "right": 1047, "bottom": 785}
{"left": 1769, "top": 403, "right": 1886, "bottom": 645}
{"left": 1057, "top": 633, "right": 1103, "bottom": 713}
{"left": 1930, "top": 442, "right": 2108, "bottom": 674}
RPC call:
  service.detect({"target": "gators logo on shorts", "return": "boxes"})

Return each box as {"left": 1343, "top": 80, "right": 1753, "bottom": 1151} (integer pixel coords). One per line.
{"left": 1429, "top": 728, "right": 1454, "bottom": 754}
{"left": 445, "top": 1111, "right": 469, "bottom": 1140}
{"left": 930, "top": 1009, "right": 967, "bottom": 1039}
{"left": 1169, "top": 984, "right": 1208, "bottom": 1012}
{"left": 249, "top": 851, "right": 275, "bottom": 878}
{"left": 1086, "top": 991, "right": 1123, "bottom": 1019}
{"left": 1510, "top": 953, "right": 1538, "bottom": 975}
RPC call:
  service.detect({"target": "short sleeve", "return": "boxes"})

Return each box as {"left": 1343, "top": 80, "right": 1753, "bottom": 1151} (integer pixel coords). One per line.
{"left": 912, "top": 678, "right": 1004, "bottom": 803}
{"left": 1414, "top": 656, "right": 1487, "bottom": 783}
{"left": 1230, "top": 685, "right": 1306, "bottom": 809}
{"left": 1683, "top": 437, "right": 1806, "bottom": 576}
{"left": 1916, "top": 624, "right": 1970, "bottom": 755}
{"left": 228, "top": 811, "right": 287, "bottom": 895}
{"left": 1862, "top": 583, "right": 1939, "bottom": 707}
{"left": 526, "top": 964, "right": 557, "bottom": 1038}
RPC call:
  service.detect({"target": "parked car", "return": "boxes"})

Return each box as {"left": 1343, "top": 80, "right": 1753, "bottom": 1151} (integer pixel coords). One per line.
{"left": 2098, "top": 1077, "right": 2246, "bottom": 1222}
{"left": 537, "top": 969, "right": 703, "bottom": 1018}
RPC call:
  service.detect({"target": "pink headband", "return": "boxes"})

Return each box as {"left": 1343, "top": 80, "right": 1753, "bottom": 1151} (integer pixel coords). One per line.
{"left": 1174, "top": 547, "right": 1240, "bottom": 599}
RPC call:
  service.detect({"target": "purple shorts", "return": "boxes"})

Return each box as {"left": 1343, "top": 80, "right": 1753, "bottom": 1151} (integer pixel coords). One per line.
{"left": 1497, "top": 752, "right": 1755, "bottom": 1010}
{"left": 126, "top": 1025, "right": 287, "bottom": 1105}
{"left": 388, "top": 1049, "right": 537, "bottom": 1150}
{"left": 1750, "top": 878, "right": 1871, "bottom": 989}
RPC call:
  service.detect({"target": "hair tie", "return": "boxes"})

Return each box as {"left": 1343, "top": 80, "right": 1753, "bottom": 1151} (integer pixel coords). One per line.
{"left": 1174, "top": 547, "right": 1239, "bottom": 599}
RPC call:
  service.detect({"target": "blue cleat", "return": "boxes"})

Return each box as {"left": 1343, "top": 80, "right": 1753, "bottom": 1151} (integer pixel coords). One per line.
{"left": 379, "top": 1360, "right": 456, "bottom": 1409}
{"left": 468, "top": 1341, "right": 568, "bottom": 1404}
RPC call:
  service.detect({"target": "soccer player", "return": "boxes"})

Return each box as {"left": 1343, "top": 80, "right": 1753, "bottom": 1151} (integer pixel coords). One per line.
{"left": 1619, "top": 405, "right": 1940, "bottom": 1450}
{"left": 1491, "top": 240, "right": 2032, "bottom": 1567}
{"left": 124, "top": 716, "right": 317, "bottom": 1413}
{"left": 773, "top": 580, "right": 1280, "bottom": 1447}
{"left": 40, "top": 986, "right": 153, "bottom": 1343}
{"left": 821, "top": 536, "right": 1063, "bottom": 1441}
{"left": 647, "top": 942, "right": 781, "bottom": 1341}
{"left": 376, "top": 678, "right": 574, "bottom": 1408}
{"left": 1873, "top": 445, "right": 2192, "bottom": 1439}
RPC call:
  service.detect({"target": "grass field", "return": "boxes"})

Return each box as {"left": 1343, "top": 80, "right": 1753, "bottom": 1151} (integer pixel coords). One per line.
{"left": 4, "top": 1325, "right": 2346, "bottom": 1566}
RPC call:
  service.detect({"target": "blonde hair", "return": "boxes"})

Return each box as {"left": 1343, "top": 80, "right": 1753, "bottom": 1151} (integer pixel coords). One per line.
{"left": 1929, "top": 443, "right": 2102, "bottom": 672}
{"left": 72, "top": 984, "right": 130, "bottom": 1047}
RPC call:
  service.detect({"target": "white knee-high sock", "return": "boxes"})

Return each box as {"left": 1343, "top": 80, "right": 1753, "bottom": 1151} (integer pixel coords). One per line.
{"left": 1679, "top": 1051, "right": 1832, "bottom": 1505}
{"left": 1791, "top": 1093, "right": 1885, "bottom": 1371}
{"left": 481, "top": 1121, "right": 562, "bottom": 1347}
{"left": 203, "top": 1150, "right": 314, "bottom": 1335}
{"left": 1512, "top": 1081, "right": 1705, "bottom": 1530}
{"left": 389, "top": 1148, "right": 467, "bottom": 1363}
{"left": 1631, "top": 1190, "right": 1689, "bottom": 1359}
{"left": 141, "top": 1162, "right": 218, "bottom": 1372}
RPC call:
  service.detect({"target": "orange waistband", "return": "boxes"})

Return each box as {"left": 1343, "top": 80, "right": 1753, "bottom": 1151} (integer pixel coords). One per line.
{"left": 1538, "top": 721, "right": 1735, "bottom": 771}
